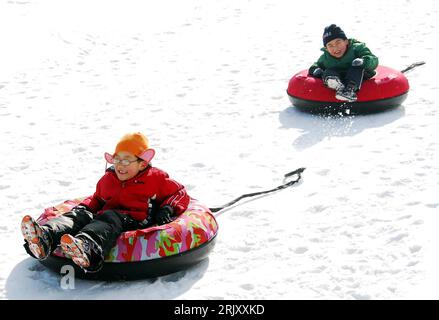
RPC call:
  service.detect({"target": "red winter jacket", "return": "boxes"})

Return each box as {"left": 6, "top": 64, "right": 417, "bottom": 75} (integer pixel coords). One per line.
{"left": 80, "top": 166, "right": 190, "bottom": 221}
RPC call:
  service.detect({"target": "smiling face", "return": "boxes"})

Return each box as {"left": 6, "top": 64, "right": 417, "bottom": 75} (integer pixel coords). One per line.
{"left": 326, "top": 38, "right": 349, "bottom": 58}
{"left": 113, "top": 151, "right": 148, "bottom": 181}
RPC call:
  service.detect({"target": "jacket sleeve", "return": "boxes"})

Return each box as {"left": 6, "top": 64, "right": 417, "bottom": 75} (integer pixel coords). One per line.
{"left": 155, "top": 170, "right": 190, "bottom": 215}
{"left": 308, "top": 54, "right": 326, "bottom": 76}
{"left": 79, "top": 179, "right": 104, "bottom": 214}
{"left": 355, "top": 42, "right": 379, "bottom": 72}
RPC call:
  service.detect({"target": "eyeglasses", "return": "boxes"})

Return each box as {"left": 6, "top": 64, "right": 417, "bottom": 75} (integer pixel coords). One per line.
{"left": 112, "top": 158, "right": 141, "bottom": 166}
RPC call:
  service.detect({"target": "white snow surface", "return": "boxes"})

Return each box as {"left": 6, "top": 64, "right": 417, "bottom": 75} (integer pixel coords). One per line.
{"left": 1, "top": 0, "right": 438, "bottom": 300}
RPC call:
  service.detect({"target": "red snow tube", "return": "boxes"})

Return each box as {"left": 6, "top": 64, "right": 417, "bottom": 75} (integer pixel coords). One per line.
{"left": 286, "top": 66, "right": 409, "bottom": 114}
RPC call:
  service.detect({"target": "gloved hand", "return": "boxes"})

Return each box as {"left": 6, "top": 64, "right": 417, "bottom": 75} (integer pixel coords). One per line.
{"left": 352, "top": 58, "right": 364, "bottom": 67}
{"left": 70, "top": 205, "right": 93, "bottom": 220}
{"left": 72, "top": 205, "right": 89, "bottom": 214}
{"left": 311, "top": 67, "right": 324, "bottom": 78}
{"left": 153, "top": 206, "right": 174, "bottom": 225}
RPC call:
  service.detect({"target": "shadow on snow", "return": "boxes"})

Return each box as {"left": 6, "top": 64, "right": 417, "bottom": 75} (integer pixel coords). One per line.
{"left": 5, "top": 257, "right": 210, "bottom": 299}
{"left": 279, "top": 105, "right": 406, "bottom": 150}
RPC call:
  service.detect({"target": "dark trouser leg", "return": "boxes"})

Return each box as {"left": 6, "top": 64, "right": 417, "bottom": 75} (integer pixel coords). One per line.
{"left": 322, "top": 68, "right": 342, "bottom": 79}
{"left": 42, "top": 208, "right": 94, "bottom": 247}
{"left": 345, "top": 66, "right": 365, "bottom": 91}
{"left": 76, "top": 210, "right": 141, "bottom": 257}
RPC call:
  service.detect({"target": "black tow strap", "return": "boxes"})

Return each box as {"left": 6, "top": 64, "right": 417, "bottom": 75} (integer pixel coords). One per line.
{"left": 209, "top": 167, "right": 306, "bottom": 213}
{"left": 401, "top": 61, "right": 425, "bottom": 73}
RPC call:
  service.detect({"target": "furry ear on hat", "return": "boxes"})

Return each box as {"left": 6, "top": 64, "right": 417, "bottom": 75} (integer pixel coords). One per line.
{"left": 104, "top": 150, "right": 155, "bottom": 164}
{"left": 104, "top": 152, "right": 115, "bottom": 164}
{"left": 138, "top": 149, "right": 155, "bottom": 163}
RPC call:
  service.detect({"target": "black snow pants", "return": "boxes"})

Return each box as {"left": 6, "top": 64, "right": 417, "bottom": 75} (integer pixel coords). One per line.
{"left": 322, "top": 65, "right": 371, "bottom": 91}
{"left": 24, "top": 209, "right": 147, "bottom": 259}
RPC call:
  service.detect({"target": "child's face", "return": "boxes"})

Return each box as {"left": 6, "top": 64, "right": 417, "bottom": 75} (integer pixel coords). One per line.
{"left": 326, "top": 38, "right": 349, "bottom": 58}
{"left": 113, "top": 151, "right": 147, "bottom": 181}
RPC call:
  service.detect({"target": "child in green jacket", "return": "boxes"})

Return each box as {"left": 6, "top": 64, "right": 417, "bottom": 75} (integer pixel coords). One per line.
{"left": 308, "top": 24, "right": 379, "bottom": 102}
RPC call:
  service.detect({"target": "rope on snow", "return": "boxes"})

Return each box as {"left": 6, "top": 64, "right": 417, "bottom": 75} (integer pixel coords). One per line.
{"left": 209, "top": 167, "right": 306, "bottom": 213}
{"left": 401, "top": 61, "right": 425, "bottom": 73}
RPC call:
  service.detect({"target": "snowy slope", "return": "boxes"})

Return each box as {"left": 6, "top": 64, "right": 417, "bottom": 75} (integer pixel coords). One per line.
{"left": 1, "top": 0, "right": 438, "bottom": 299}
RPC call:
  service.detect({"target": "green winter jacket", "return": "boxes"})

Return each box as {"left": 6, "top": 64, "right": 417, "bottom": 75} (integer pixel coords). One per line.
{"left": 309, "top": 38, "right": 379, "bottom": 78}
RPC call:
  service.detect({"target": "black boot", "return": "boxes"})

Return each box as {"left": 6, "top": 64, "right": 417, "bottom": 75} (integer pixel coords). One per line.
{"left": 336, "top": 82, "right": 358, "bottom": 102}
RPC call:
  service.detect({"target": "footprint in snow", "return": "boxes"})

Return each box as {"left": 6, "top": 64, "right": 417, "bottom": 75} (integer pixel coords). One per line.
{"left": 240, "top": 284, "right": 254, "bottom": 291}
{"left": 409, "top": 245, "right": 422, "bottom": 254}
{"left": 307, "top": 205, "right": 328, "bottom": 213}
{"left": 387, "top": 233, "right": 409, "bottom": 243}
{"left": 192, "top": 163, "right": 205, "bottom": 168}
{"left": 375, "top": 191, "right": 394, "bottom": 198}
{"left": 293, "top": 247, "right": 308, "bottom": 254}
{"left": 317, "top": 169, "right": 330, "bottom": 176}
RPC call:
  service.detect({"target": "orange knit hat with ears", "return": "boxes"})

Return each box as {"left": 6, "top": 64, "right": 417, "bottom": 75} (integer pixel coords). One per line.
{"left": 105, "top": 132, "right": 155, "bottom": 163}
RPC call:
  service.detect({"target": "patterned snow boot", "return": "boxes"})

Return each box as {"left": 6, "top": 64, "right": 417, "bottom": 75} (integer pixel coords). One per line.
{"left": 60, "top": 234, "right": 104, "bottom": 273}
{"left": 21, "top": 215, "right": 52, "bottom": 260}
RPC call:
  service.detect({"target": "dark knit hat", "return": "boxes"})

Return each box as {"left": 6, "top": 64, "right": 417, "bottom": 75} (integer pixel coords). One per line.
{"left": 322, "top": 24, "right": 347, "bottom": 46}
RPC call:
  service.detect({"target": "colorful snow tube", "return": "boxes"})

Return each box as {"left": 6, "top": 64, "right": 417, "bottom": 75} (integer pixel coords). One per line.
{"left": 37, "top": 198, "right": 218, "bottom": 280}
{"left": 287, "top": 66, "right": 409, "bottom": 114}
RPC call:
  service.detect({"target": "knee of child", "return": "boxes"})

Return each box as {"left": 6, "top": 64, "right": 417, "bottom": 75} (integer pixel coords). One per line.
{"left": 96, "top": 210, "right": 122, "bottom": 224}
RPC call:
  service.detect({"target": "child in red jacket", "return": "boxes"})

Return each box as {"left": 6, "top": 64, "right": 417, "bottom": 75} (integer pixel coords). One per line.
{"left": 21, "top": 132, "right": 190, "bottom": 272}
